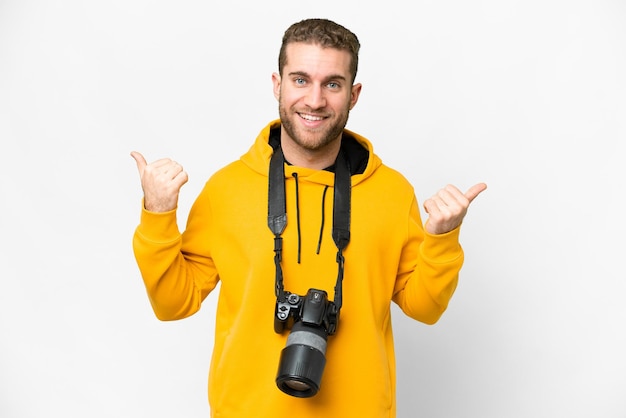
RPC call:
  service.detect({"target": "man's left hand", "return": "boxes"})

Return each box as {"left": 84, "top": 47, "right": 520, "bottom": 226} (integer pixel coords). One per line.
{"left": 423, "top": 183, "right": 487, "bottom": 235}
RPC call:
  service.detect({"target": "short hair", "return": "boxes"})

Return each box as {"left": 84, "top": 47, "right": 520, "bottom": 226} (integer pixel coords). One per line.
{"left": 278, "top": 18, "right": 360, "bottom": 83}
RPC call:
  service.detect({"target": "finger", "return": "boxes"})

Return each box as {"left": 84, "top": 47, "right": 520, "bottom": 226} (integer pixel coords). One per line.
{"left": 173, "top": 169, "right": 189, "bottom": 187}
{"left": 464, "top": 182, "right": 488, "bottom": 203}
{"left": 130, "top": 151, "right": 147, "bottom": 175}
{"left": 423, "top": 198, "right": 434, "bottom": 215}
{"left": 165, "top": 162, "right": 184, "bottom": 180}
{"left": 439, "top": 185, "right": 465, "bottom": 207}
{"left": 151, "top": 158, "right": 176, "bottom": 170}
{"left": 423, "top": 197, "right": 445, "bottom": 215}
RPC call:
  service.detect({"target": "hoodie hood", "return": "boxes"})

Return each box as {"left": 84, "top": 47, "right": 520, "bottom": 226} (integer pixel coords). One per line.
{"left": 240, "top": 119, "right": 383, "bottom": 186}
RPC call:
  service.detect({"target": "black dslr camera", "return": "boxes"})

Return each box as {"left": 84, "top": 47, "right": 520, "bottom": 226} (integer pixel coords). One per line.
{"left": 274, "top": 288, "right": 339, "bottom": 397}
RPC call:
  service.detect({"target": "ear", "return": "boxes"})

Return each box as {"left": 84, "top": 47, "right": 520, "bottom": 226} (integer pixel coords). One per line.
{"left": 272, "top": 72, "right": 281, "bottom": 100}
{"left": 349, "top": 83, "right": 362, "bottom": 110}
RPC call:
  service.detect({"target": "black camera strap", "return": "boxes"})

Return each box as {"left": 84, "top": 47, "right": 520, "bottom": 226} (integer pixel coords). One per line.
{"left": 267, "top": 144, "right": 351, "bottom": 311}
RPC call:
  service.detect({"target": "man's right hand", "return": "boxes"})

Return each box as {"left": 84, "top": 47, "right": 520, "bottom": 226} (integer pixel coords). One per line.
{"left": 130, "top": 151, "right": 188, "bottom": 212}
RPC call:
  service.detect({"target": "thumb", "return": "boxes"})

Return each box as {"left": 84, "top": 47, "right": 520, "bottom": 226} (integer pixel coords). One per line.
{"left": 130, "top": 151, "right": 147, "bottom": 176}
{"left": 464, "top": 182, "right": 488, "bottom": 203}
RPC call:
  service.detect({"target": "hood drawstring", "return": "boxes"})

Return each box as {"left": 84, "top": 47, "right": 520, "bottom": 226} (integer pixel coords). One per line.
{"left": 291, "top": 173, "right": 330, "bottom": 263}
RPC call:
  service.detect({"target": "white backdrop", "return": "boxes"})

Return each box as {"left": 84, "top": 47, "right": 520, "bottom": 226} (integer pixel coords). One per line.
{"left": 1, "top": 1, "right": 625, "bottom": 417}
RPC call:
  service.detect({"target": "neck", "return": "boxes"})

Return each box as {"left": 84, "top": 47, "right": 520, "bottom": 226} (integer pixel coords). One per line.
{"left": 280, "top": 136, "right": 341, "bottom": 170}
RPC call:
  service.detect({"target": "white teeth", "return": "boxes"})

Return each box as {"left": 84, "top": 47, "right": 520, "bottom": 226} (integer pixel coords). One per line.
{"left": 300, "top": 113, "right": 324, "bottom": 121}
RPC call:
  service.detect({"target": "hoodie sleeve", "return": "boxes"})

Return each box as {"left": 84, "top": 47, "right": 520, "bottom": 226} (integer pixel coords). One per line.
{"left": 132, "top": 189, "right": 220, "bottom": 321}
{"left": 391, "top": 196, "right": 463, "bottom": 324}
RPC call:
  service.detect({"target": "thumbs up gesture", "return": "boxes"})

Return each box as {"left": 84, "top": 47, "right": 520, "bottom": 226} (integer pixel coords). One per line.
{"left": 423, "top": 183, "right": 487, "bottom": 235}
{"left": 130, "top": 151, "right": 189, "bottom": 212}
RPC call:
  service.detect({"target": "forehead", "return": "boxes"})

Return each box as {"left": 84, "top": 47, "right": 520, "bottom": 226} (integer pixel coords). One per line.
{"left": 283, "top": 42, "right": 352, "bottom": 79}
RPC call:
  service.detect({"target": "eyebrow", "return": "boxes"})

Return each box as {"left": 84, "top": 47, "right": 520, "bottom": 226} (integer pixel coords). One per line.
{"left": 288, "top": 71, "right": 348, "bottom": 83}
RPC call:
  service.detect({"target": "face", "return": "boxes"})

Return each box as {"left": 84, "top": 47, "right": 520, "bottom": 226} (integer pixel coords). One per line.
{"left": 272, "top": 43, "right": 362, "bottom": 153}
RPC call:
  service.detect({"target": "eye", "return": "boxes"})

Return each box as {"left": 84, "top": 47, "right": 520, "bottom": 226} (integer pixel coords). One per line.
{"left": 327, "top": 82, "right": 340, "bottom": 89}
{"left": 295, "top": 78, "right": 306, "bottom": 85}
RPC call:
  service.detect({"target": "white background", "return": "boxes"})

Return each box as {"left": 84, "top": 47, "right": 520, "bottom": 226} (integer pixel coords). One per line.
{"left": 1, "top": 1, "right": 625, "bottom": 417}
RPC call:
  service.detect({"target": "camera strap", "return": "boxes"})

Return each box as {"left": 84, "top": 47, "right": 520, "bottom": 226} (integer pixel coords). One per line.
{"left": 267, "top": 143, "right": 351, "bottom": 311}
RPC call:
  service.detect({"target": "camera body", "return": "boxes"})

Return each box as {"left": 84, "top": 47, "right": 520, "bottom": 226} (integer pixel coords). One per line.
{"left": 274, "top": 288, "right": 338, "bottom": 335}
{"left": 274, "top": 288, "right": 339, "bottom": 397}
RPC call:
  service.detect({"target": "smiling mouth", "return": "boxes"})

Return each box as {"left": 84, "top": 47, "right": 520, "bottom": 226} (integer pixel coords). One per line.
{"left": 298, "top": 113, "right": 327, "bottom": 122}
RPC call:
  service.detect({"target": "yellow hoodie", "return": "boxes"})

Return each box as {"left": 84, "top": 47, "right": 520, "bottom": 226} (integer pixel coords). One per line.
{"left": 133, "top": 120, "right": 463, "bottom": 418}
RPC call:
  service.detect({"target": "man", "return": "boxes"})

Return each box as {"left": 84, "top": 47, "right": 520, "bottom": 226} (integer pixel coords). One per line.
{"left": 131, "top": 18, "right": 486, "bottom": 418}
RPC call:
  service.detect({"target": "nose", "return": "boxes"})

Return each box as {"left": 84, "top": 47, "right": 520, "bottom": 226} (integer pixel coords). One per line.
{"left": 303, "top": 84, "right": 326, "bottom": 110}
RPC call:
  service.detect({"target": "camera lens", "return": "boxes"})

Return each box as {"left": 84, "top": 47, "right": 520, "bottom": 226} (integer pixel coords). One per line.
{"left": 284, "top": 380, "right": 311, "bottom": 392}
{"left": 275, "top": 321, "right": 327, "bottom": 397}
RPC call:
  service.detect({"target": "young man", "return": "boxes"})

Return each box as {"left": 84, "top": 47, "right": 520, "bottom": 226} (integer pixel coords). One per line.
{"left": 131, "top": 18, "right": 486, "bottom": 418}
